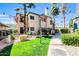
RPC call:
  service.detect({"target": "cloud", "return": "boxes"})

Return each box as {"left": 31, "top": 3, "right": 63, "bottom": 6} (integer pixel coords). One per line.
{"left": 0, "top": 14, "right": 16, "bottom": 24}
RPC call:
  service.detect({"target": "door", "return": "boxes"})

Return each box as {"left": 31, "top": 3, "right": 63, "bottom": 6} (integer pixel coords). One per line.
{"left": 20, "top": 27, "right": 24, "bottom": 34}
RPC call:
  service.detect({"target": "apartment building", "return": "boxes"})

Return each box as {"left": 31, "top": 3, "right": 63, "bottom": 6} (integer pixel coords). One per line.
{"left": 0, "top": 23, "right": 12, "bottom": 40}
{"left": 0, "top": 23, "right": 9, "bottom": 30}
{"left": 70, "top": 4, "right": 79, "bottom": 32}
{"left": 15, "top": 12, "right": 53, "bottom": 34}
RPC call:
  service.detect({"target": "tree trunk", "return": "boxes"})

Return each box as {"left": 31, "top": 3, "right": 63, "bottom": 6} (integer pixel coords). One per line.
{"left": 63, "top": 14, "right": 65, "bottom": 28}
{"left": 52, "top": 16, "right": 55, "bottom": 34}
{"left": 39, "top": 17, "right": 42, "bottom": 36}
{"left": 24, "top": 4, "right": 26, "bottom": 34}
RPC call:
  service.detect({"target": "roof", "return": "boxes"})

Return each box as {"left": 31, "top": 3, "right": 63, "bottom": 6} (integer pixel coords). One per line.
{"left": 28, "top": 12, "right": 52, "bottom": 19}
{"left": 15, "top": 12, "right": 53, "bottom": 23}
{"left": 0, "top": 22, "right": 9, "bottom": 28}
{"left": 27, "top": 12, "right": 40, "bottom": 16}
{"left": 16, "top": 12, "right": 52, "bottom": 19}
{"left": 72, "top": 16, "right": 79, "bottom": 20}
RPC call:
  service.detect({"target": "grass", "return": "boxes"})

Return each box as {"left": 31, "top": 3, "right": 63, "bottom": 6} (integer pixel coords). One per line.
{"left": 0, "top": 44, "right": 13, "bottom": 56}
{"left": 10, "top": 36, "right": 51, "bottom": 56}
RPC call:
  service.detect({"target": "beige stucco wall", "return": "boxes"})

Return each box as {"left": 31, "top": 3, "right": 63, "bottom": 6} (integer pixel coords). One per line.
{"left": 28, "top": 13, "right": 39, "bottom": 33}
{"left": 16, "top": 13, "right": 53, "bottom": 34}
{"left": 40, "top": 17, "right": 52, "bottom": 29}
{"left": 46, "top": 17, "right": 52, "bottom": 28}
{"left": 41, "top": 21, "right": 46, "bottom": 28}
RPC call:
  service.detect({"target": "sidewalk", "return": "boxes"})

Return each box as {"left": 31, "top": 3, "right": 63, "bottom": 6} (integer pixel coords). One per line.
{"left": 0, "top": 39, "right": 13, "bottom": 49}
{"left": 48, "top": 33, "right": 69, "bottom": 56}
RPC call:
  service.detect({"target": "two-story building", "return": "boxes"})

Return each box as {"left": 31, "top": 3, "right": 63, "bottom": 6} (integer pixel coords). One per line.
{"left": 15, "top": 12, "right": 53, "bottom": 35}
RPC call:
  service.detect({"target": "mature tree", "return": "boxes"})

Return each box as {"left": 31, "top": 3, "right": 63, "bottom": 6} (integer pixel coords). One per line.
{"left": 50, "top": 3, "right": 59, "bottom": 34}
{"left": 15, "top": 3, "right": 35, "bottom": 34}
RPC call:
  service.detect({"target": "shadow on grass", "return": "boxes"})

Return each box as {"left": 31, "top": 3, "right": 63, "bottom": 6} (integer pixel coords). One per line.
{"left": 42, "top": 36, "right": 52, "bottom": 38}
{"left": 0, "top": 44, "right": 13, "bottom": 56}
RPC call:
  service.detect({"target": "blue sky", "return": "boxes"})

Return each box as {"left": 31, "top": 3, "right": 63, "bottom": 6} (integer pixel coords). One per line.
{"left": 0, "top": 3, "right": 77, "bottom": 27}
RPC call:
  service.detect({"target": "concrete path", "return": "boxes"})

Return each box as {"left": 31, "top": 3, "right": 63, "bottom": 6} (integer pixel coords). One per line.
{"left": 48, "top": 33, "right": 69, "bottom": 56}
{"left": 64, "top": 45, "right": 79, "bottom": 56}
{"left": 0, "top": 39, "right": 13, "bottom": 49}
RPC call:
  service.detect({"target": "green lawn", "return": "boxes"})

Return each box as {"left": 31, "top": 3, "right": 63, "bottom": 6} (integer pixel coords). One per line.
{"left": 10, "top": 36, "right": 51, "bottom": 56}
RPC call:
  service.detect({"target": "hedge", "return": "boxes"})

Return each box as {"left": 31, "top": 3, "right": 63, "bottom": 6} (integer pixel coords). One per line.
{"left": 61, "top": 34, "right": 79, "bottom": 46}
{"left": 60, "top": 28, "right": 70, "bottom": 33}
{"left": 75, "top": 29, "right": 79, "bottom": 34}
{"left": 55, "top": 29, "right": 59, "bottom": 33}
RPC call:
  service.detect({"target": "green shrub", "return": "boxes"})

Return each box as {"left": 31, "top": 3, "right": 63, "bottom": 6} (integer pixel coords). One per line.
{"left": 11, "top": 34, "right": 15, "bottom": 40}
{"left": 60, "top": 28, "right": 70, "bottom": 33}
{"left": 12, "top": 29, "right": 18, "bottom": 34}
{"left": 42, "top": 35, "right": 52, "bottom": 38}
{"left": 55, "top": 29, "right": 59, "bottom": 33}
{"left": 26, "top": 32, "right": 32, "bottom": 35}
{"left": 61, "top": 34, "right": 79, "bottom": 46}
{"left": 41, "top": 28, "right": 51, "bottom": 35}
{"left": 75, "top": 29, "right": 79, "bottom": 34}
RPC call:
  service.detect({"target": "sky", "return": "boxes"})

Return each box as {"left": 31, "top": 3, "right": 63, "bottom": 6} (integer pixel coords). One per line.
{"left": 0, "top": 3, "right": 77, "bottom": 27}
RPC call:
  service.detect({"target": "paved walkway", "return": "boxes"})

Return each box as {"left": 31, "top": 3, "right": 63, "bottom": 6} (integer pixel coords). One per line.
{"left": 48, "top": 33, "right": 79, "bottom": 56}
{"left": 48, "top": 33, "right": 69, "bottom": 56}
{"left": 0, "top": 39, "right": 13, "bottom": 49}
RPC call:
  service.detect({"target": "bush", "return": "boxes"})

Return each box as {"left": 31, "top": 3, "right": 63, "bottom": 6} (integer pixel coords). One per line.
{"left": 11, "top": 34, "right": 15, "bottom": 40}
{"left": 55, "top": 29, "right": 59, "bottom": 33}
{"left": 26, "top": 32, "right": 32, "bottom": 35}
{"left": 41, "top": 28, "right": 51, "bottom": 35}
{"left": 42, "top": 35, "right": 52, "bottom": 38}
{"left": 61, "top": 34, "right": 79, "bottom": 46}
{"left": 12, "top": 29, "right": 18, "bottom": 34}
{"left": 75, "top": 29, "right": 79, "bottom": 34}
{"left": 60, "top": 28, "right": 70, "bottom": 33}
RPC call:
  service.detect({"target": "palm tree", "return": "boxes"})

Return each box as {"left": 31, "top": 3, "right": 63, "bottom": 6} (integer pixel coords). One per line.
{"left": 15, "top": 3, "right": 35, "bottom": 34}
{"left": 60, "top": 4, "right": 68, "bottom": 28}
{"left": 50, "top": 3, "right": 59, "bottom": 34}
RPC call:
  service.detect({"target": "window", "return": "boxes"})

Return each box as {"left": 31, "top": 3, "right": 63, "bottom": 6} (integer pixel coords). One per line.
{"left": 30, "top": 16, "right": 34, "bottom": 20}
{"left": 30, "top": 27, "right": 34, "bottom": 31}
{"left": 27, "top": 27, "right": 29, "bottom": 31}
{"left": 50, "top": 20, "right": 52, "bottom": 25}
{"left": 20, "top": 16, "right": 24, "bottom": 22}
{"left": 0, "top": 31, "right": 2, "bottom": 36}
{"left": 3, "top": 31, "right": 6, "bottom": 36}
{"left": 6, "top": 31, "right": 9, "bottom": 35}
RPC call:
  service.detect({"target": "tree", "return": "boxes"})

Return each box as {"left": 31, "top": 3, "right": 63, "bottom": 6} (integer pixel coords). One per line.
{"left": 15, "top": 3, "right": 35, "bottom": 34}
{"left": 50, "top": 3, "right": 59, "bottom": 34}
{"left": 60, "top": 4, "right": 70, "bottom": 28}
{"left": 69, "top": 19, "right": 73, "bottom": 28}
